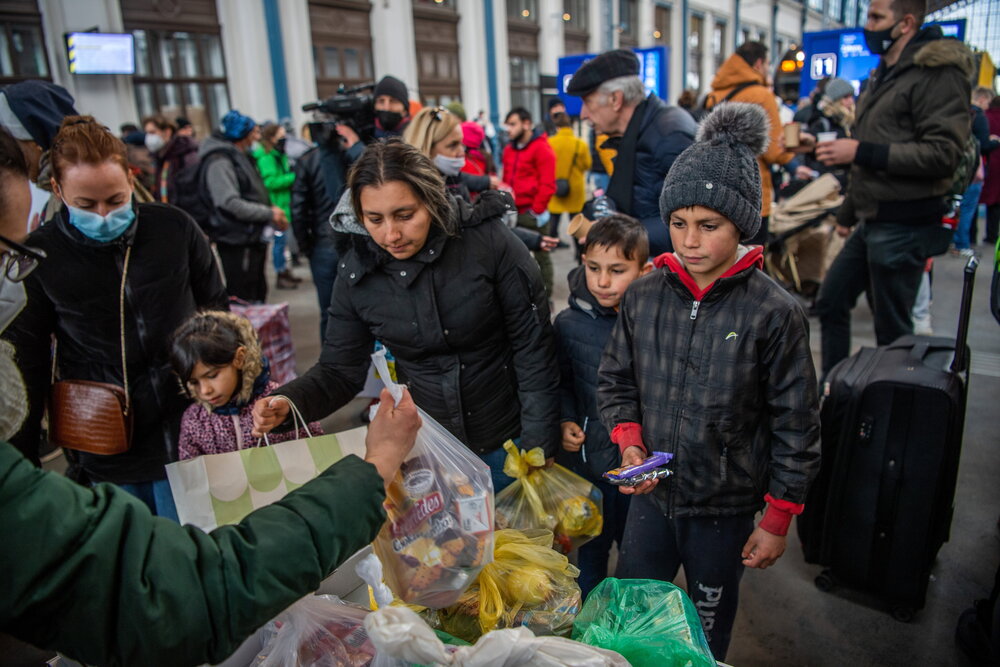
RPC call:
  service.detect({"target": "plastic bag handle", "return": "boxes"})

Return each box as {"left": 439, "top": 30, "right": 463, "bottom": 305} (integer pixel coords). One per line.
{"left": 371, "top": 348, "right": 403, "bottom": 406}
{"left": 255, "top": 395, "right": 313, "bottom": 448}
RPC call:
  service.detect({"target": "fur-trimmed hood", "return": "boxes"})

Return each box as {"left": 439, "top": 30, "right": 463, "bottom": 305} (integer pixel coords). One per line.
{"left": 913, "top": 33, "right": 975, "bottom": 77}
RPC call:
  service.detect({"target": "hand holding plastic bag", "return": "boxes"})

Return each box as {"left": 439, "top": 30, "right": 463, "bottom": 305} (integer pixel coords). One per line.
{"left": 495, "top": 441, "right": 603, "bottom": 554}
{"left": 439, "top": 529, "right": 582, "bottom": 642}
{"left": 571, "top": 578, "right": 715, "bottom": 667}
{"left": 369, "top": 350, "right": 495, "bottom": 609}
{"left": 365, "top": 606, "right": 629, "bottom": 667}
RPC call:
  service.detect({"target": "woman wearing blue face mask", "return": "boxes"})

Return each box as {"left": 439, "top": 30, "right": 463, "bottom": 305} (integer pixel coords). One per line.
{"left": 1, "top": 116, "right": 228, "bottom": 515}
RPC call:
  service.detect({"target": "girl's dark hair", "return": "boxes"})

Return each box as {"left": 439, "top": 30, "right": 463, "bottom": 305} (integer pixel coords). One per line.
{"left": 170, "top": 311, "right": 262, "bottom": 399}
{"left": 584, "top": 213, "right": 650, "bottom": 265}
{"left": 348, "top": 139, "right": 454, "bottom": 235}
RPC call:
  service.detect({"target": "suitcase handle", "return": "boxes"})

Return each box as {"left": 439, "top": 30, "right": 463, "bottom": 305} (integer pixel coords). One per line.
{"left": 951, "top": 256, "right": 979, "bottom": 375}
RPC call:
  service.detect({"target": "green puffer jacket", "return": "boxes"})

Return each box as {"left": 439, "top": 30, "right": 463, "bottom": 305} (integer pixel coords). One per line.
{"left": 253, "top": 147, "right": 295, "bottom": 222}
{"left": 0, "top": 444, "right": 386, "bottom": 667}
{"left": 839, "top": 26, "right": 974, "bottom": 227}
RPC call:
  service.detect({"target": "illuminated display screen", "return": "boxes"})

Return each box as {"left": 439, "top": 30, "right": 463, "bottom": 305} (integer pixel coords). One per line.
{"left": 65, "top": 32, "right": 135, "bottom": 75}
{"left": 799, "top": 19, "right": 966, "bottom": 99}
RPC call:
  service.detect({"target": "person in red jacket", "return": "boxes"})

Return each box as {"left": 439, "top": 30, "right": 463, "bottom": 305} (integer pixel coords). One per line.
{"left": 503, "top": 107, "right": 557, "bottom": 296}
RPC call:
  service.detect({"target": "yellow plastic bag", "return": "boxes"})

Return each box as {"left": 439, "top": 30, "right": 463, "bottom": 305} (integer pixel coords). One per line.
{"left": 494, "top": 441, "right": 603, "bottom": 554}
{"left": 438, "top": 529, "right": 583, "bottom": 643}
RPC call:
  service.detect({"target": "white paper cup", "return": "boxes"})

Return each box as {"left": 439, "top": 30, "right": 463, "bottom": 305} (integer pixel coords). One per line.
{"left": 816, "top": 131, "right": 838, "bottom": 144}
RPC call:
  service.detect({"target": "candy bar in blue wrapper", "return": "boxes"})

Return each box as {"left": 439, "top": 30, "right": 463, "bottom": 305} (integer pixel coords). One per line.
{"left": 603, "top": 452, "right": 674, "bottom": 486}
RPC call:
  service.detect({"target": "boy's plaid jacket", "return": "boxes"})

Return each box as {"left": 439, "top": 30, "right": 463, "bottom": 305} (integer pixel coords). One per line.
{"left": 597, "top": 253, "right": 821, "bottom": 518}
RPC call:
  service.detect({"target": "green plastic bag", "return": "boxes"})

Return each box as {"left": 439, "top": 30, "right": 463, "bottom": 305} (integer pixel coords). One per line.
{"left": 572, "top": 578, "right": 715, "bottom": 667}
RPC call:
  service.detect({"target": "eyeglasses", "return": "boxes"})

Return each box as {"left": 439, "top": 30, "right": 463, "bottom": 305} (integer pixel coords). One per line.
{"left": 0, "top": 233, "right": 46, "bottom": 282}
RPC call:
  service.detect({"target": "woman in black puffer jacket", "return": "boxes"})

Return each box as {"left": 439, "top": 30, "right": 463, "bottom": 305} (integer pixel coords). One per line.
{"left": 253, "top": 140, "right": 560, "bottom": 490}
{"left": 4, "top": 116, "right": 228, "bottom": 515}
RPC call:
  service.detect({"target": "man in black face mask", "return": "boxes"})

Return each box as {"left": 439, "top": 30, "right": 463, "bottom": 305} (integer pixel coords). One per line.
{"left": 813, "top": 0, "right": 974, "bottom": 375}
{"left": 372, "top": 75, "right": 412, "bottom": 138}
{"left": 293, "top": 76, "right": 411, "bottom": 342}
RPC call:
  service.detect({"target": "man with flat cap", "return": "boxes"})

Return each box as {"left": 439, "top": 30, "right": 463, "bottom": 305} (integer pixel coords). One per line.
{"left": 567, "top": 49, "right": 697, "bottom": 256}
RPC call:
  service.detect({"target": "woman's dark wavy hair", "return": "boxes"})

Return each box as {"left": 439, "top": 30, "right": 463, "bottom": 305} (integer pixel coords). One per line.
{"left": 348, "top": 139, "right": 455, "bottom": 235}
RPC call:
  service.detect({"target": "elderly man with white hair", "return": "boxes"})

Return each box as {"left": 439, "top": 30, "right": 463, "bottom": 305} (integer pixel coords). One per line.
{"left": 567, "top": 49, "right": 697, "bottom": 256}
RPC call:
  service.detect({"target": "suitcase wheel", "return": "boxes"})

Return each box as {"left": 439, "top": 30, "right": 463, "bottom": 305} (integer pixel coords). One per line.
{"left": 891, "top": 605, "right": 916, "bottom": 623}
{"left": 815, "top": 570, "right": 836, "bottom": 593}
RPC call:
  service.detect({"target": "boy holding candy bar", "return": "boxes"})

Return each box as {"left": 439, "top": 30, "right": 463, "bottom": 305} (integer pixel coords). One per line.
{"left": 554, "top": 214, "right": 652, "bottom": 598}
{"left": 597, "top": 103, "right": 821, "bottom": 660}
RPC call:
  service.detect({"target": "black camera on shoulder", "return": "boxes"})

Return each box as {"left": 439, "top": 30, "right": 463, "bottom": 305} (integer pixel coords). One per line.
{"left": 303, "top": 81, "right": 376, "bottom": 151}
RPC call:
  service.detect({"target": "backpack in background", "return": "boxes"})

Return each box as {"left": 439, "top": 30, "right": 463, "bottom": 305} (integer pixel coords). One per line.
{"left": 171, "top": 149, "right": 232, "bottom": 238}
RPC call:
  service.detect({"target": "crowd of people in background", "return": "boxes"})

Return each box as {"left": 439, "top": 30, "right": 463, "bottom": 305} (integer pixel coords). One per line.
{"left": 0, "top": 0, "right": 994, "bottom": 660}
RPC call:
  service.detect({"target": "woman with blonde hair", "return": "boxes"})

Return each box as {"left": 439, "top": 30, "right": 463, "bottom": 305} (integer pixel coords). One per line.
{"left": 405, "top": 106, "right": 557, "bottom": 252}
{"left": 404, "top": 106, "right": 491, "bottom": 201}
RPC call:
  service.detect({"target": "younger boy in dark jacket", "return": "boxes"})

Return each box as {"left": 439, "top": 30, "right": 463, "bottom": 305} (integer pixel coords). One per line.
{"left": 597, "top": 103, "right": 821, "bottom": 660}
{"left": 554, "top": 214, "right": 652, "bottom": 598}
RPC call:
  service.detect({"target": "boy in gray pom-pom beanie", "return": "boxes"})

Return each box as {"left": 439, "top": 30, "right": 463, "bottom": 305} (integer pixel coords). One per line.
{"left": 596, "top": 101, "right": 820, "bottom": 661}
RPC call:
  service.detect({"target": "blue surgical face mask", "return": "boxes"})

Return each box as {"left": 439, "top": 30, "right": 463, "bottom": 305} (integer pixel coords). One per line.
{"left": 64, "top": 200, "right": 136, "bottom": 242}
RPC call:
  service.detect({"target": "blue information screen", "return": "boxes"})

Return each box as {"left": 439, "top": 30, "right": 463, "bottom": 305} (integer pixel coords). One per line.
{"left": 799, "top": 19, "right": 967, "bottom": 99}
{"left": 557, "top": 46, "right": 670, "bottom": 116}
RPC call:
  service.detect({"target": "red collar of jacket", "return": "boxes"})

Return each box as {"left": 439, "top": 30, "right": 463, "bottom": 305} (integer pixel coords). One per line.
{"left": 653, "top": 245, "right": 764, "bottom": 301}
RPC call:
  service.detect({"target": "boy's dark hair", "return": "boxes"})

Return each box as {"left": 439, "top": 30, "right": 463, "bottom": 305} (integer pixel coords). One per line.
{"left": 552, "top": 111, "right": 571, "bottom": 128}
{"left": 584, "top": 213, "right": 649, "bottom": 265}
{"left": 736, "top": 42, "right": 768, "bottom": 68}
{"left": 505, "top": 107, "right": 532, "bottom": 123}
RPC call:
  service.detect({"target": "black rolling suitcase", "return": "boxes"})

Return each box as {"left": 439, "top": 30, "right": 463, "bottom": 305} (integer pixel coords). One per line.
{"left": 799, "top": 257, "right": 979, "bottom": 621}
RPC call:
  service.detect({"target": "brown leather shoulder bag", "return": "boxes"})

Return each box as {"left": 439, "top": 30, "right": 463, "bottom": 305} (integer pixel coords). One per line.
{"left": 48, "top": 244, "right": 133, "bottom": 455}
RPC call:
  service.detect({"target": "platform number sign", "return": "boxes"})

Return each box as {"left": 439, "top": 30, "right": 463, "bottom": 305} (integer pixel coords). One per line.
{"left": 810, "top": 53, "right": 837, "bottom": 80}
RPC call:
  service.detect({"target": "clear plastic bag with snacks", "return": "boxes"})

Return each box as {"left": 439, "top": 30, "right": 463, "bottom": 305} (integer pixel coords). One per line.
{"left": 369, "top": 349, "right": 495, "bottom": 609}
{"left": 438, "top": 529, "right": 582, "bottom": 643}
{"left": 571, "top": 578, "right": 715, "bottom": 667}
{"left": 494, "top": 441, "right": 603, "bottom": 554}
{"left": 255, "top": 595, "right": 404, "bottom": 667}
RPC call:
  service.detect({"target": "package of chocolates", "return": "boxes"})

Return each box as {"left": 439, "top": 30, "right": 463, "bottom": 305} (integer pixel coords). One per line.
{"left": 603, "top": 452, "right": 674, "bottom": 487}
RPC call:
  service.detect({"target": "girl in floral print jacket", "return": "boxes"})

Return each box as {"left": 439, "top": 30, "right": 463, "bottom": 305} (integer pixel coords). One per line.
{"left": 171, "top": 311, "right": 321, "bottom": 460}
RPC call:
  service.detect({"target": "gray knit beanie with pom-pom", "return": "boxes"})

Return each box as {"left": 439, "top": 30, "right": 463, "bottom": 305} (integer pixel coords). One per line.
{"left": 659, "top": 102, "right": 770, "bottom": 240}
